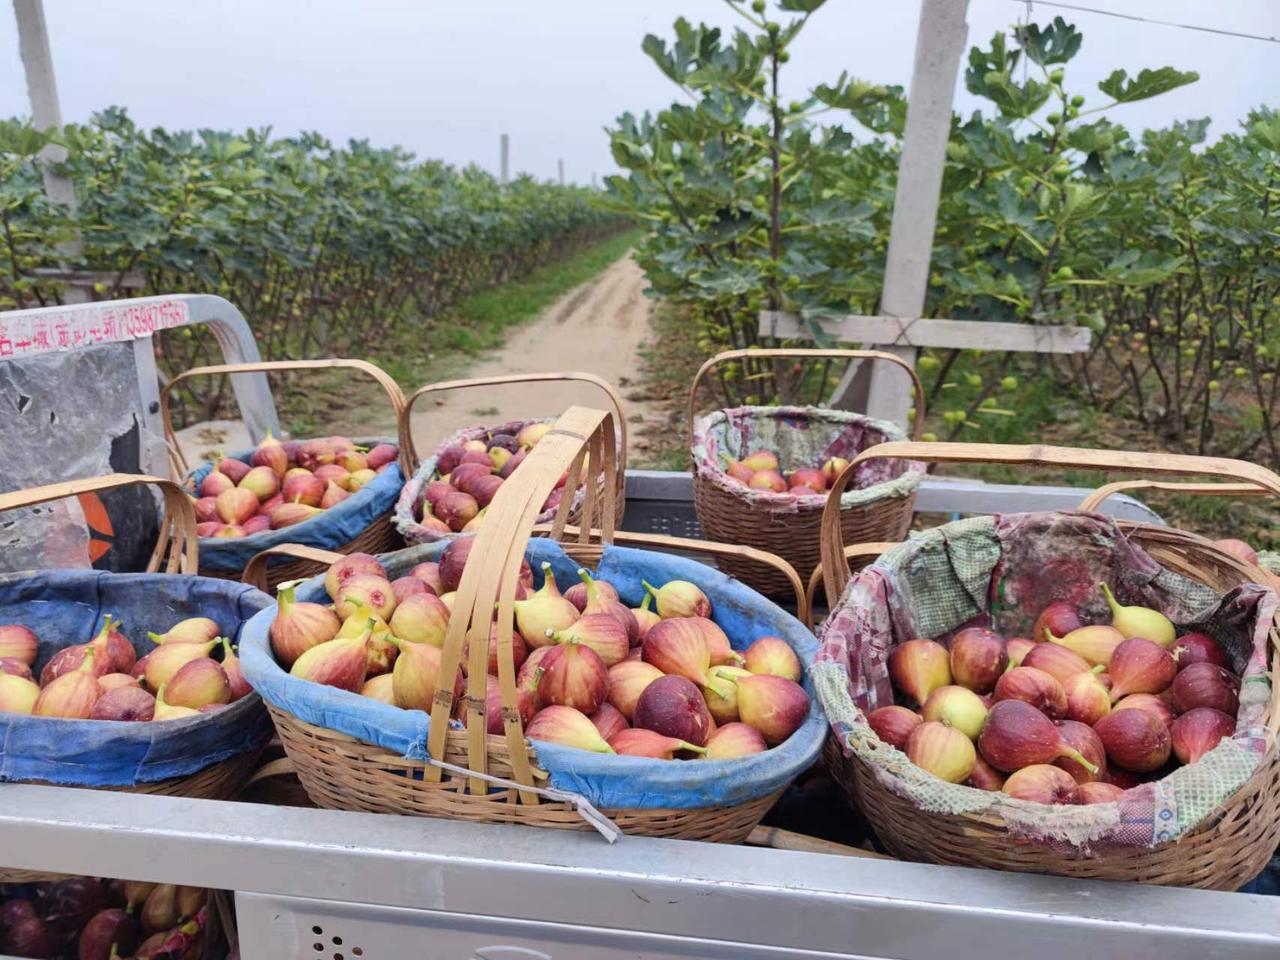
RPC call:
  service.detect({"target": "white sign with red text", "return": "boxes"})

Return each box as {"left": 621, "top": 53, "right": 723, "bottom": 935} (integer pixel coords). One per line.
{"left": 0, "top": 299, "right": 190, "bottom": 360}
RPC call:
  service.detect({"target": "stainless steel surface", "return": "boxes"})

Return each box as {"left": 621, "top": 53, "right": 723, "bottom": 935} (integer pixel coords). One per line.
{"left": 0, "top": 785, "right": 1274, "bottom": 959}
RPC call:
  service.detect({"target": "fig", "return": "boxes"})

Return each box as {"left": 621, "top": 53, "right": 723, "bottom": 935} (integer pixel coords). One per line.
{"left": 44, "top": 875, "right": 104, "bottom": 929}
{"left": 728, "top": 673, "right": 809, "bottom": 746}
{"left": 164, "top": 657, "right": 231, "bottom": 709}
{"left": 0, "top": 673, "right": 39, "bottom": 715}
{"left": 498, "top": 447, "right": 527, "bottom": 478}
{"left": 335, "top": 574, "right": 396, "bottom": 620}
{"left": 290, "top": 629, "right": 371, "bottom": 693}
{"left": 920, "top": 684, "right": 987, "bottom": 739}
{"left": 610, "top": 727, "right": 706, "bottom": 759}
{"left": 702, "top": 665, "right": 750, "bottom": 724}
{"left": 215, "top": 487, "right": 258, "bottom": 525}
{"left": 514, "top": 563, "right": 580, "bottom": 648}
{"left": 298, "top": 438, "right": 337, "bottom": 471}
{"left": 1053, "top": 719, "right": 1107, "bottom": 783}
{"left": 1031, "top": 601, "right": 1083, "bottom": 645}
{"left": 196, "top": 521, "right": 225, "bottom": 537}
{"left": 888, "top": 639, "right": 951, "bottom": 705}
{"left": 150, "top": 617, "right": 221, "bottom": 645}
{"left": 0, "top": 624, "right": 38, "bottom": 665}
{"left": 1169, "top": 662, "right": 1240, "bottom": 716}
{"left": 642, "top": 579, "right": 711, "bottom": 620}
{"left": 1094, "top": 708, "right": 1172, "bottom": 773}
{"left": 0, "top": 656, "right": 32, "bottom": 679}
{"left": 387, "top": 635, "right": 463, "bottom": 710}
{"left": 194, "top": 496, "right": 220, "bottom": 523}
{"left": 1100, "top": 583, "right": 1175, "bottom": 647}
{"left": 391, "top": 576, "right": 428, "bottom": 605}
{"left": 409, "top": 561, "right": 444, "bottom": 594}
{"left": 517, "top": 421, "right": 552, "bottom": 449}
{"left": 447, "top": 463, "right": 490, "bottom": 495}
{"left": 630, "top": 594, "right": 661, "bottom": 644}
{"left": 1004, "top": 637, "right": 1035, "bottom": 669}
{"left": 1020, "top": 642, "right": 1092, "bottom": 685}
{"left": 725, "top": 461, "right": 753, "bottom": 484}
{"left": 1113, "top": 692, "right": 1176, "bottom": 730}
{"left": 965, "top": 753, "right": 1006, "bottom": 791}
{"left": 270, "top": 582, "right": 340, "bottom": 667}
{"left": 152, "top": 683, "right": 199, "bottom": 720}
{"left": 324, "top": 552, "right": 387, "bottom": 601}
{"left": 40, "top": 643, "right": 108, "bottom": 686}
{"left": 367, "top": 443, "right": 399, "bottom": 470}
{"left": 140, "top": 884, "right": 179, "bottom": 934}
{"left": 34, "top": 646, "right": 103, "bottom": 718}
{"left": 642, "top": 618, "right": 733, "bottom": 697}
{"left": 907, "top": 721, "right": 976, "bottom": 783}
{"left": 98, "top": 672, "right": 138, "bottom": 691}
{"left": 468, "top": 474, "right": 504, "bottom": 508}
{"left": 565, "top": 576, "right": 618, "bottom": 613}
{"left": 198, "top": 469, "right": 233, "bottom": 498}
{"left": 270, "top": 502, "right": 322, "bottom": 528}
{"left": 704, "top": 722, "right": 767, "bottom": 759}
{"left": 215, "top": 452, "right": 251, "bottom": 483}
{"left": 251, "top": 433, "right": 289, "bottom": 476}
{"left": 588, "top": 702, "right": 629, "bottom": 743}
{"left": 3, "top": 917, "right": 55, "bottom": 958}
{"left": 1062, "top": 670, "right": 1111, "bottom": 725}
{"left": 239, "top": 464, "right": 280, "bottom": 501}
{"left": 634, "top": 675, "right": 714, "bottom": 747}
{"left": 947, "top": 627, "right": 1006, "bottom": 694}
{"left": 820, "top": 456, "right": 850, "bottom": 484}
{"left": 788, "top": 468, "right": 826, "bottom": 493}
{"left": 144, "top": 639, "right": 218, "bottom": 691}
{"left": 866, "top": 705, "right": 922, "bottom": 751}
{"left": 78, "top": 907, "right": 138, "bottom": 960}
{"left": 1171, "top": 632, "right": 1229, "bottom": 671}
{"left": 388, "top": 593, "right": 450, "bottom": 647}
{"left": 547, "top": 615, "right": 629, "bottom": 667}
{"left": 243, "top": 513, "right": 270, "bottom": 533}
{"left": 1214, "top": 538, "right": 1258, "bottom": 565}
{"left": 89, "top": 685, "right": 156, "bottom": 721}
{"left": 361, "top": 673, "right": 397, "bottom": 704}
{"left": 537, "top": 640, "right": 609, "bottom": 714}
{"left": 1047, "top": 625, "right": 1124, "bottom": 667}
{"left": 993, "top": 666, "right": 1067, "bottom": 719}
{"left": 1170, "top": 707, "right": 1235, "bottom": 764}
{"left": 579, "top": 569, "right": 640, "bottom": 645}
{"left": 1002, "top": 764, "right": 1077, "bottom": 804}
{"left": 1107, "top": 637, "right": 1176, "bottom": 701}
{"left": 748, "top": 470, "right": 787, "bottom": 493}
{"left": 1071, "top": 781, "right": 1126, "bottom": 805}
{"left": 438, "top": 536, "right": 476, "bottom": 592}
{"left": 527, "top": 705, "right": 613, "bottom": 753}
{"left": 741, "top": 450, "right": 778, "bottom": 472}
{"left": 606, "top": 660, "right": 663, "bottom": 721}
{"left": 85, "top": 615, "right": 136, "bottom": 674}
{"left": 282, "top": 472, "right": 325, "bottom": 507}
{"left": 464, "top": 624, "right": 528, "bottom": 677}
{"left": 314, "top": 464, "right": 350, "bottom": 488}
{"left": 978, "top": 700, "right": 1098, "bottom": 774}
{"left": 741, "top": 637, "right": 800, "bottom": 684}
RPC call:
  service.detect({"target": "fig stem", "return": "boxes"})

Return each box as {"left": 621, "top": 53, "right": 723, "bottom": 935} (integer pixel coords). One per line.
{"left": 641, "top": 579, "right": 660, "bottom": 602}
{"left": 1063, "top": 747, "right": 1099, "bottom": 775}
{"left": 1099, "top": 582, "right": 1121, "bottom": 615}
{"left": 704, "top": 671, "right": 736, "bottom": 700}
{"left": 681, "top": 741, "right": 709, "bottom": 754}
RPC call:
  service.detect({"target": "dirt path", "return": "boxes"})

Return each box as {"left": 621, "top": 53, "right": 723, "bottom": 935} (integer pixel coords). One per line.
{"left": 175, "top": 252, "right": 663, "bottom": 467}
{"left": 402, "top": 252, "right": 659, "bottom": 457}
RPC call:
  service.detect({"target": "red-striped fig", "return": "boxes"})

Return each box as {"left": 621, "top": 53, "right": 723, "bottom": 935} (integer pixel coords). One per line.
{"left": 98, "top": 672, "right": 138, "bottom": 691}
{"left": 199, "top": 469, "right": 233, "bottom": 498}
{"left": 994, "top": 666, "right": 1067, "bottom": 720}
{"left": 565, "top": 576, "right": 618, "bottom": 612}
{"left": 1, "top": 657, "right": 33, "bottom": 680}
{"left": 297, "top": 438, "right": 337, "bottom": 472}
{"left": 748, "top": 470, "right": 787, "bottom": 493}
{"left": 643, "top": 578, "right": 711, "bottom": 620}
{"left": 606, "top": 660, "right": 663, "bottom": 721}
{"left": 215, "top": 487, "right": 258, "bottom": 525}
{"left": 144, "top": 639, "right": 217, "bottom": 691}
{"left": 34, "top": 646, "right": 102, "bottom": 718}
{"left": 548, "top": 615, "right": 629, "bottom": 667}
{"left": 484, "top": 674, "right": 538, "bottom": 733}
{"left": 387, "top": 635, "right": 462, "bottom": 709}
{"left": 741, "top": 450, "right": 779, "bottom": 472}
{"left": 1047, "top": 625, "right": 1124, "bottom": 667}
{"left": 1113, "top": 693, "right": 1176, "bottom": 730}
{"left": 0, "top": 673, "right": 39, "bottom": 714}
{"left": 978, "top": 700, "right": 1099, "bottom": 774}
{"left": 1031, "top": 602, "right": 1082, "bottom": 645}
{"left": 251, "top": 433, "right": 288, "bottom": 476}
{"left": 194, "top": 496, "right": 219, "bottom": 523}
{"left": 321, "top": 481, "right": 351, "bottom": 509}
{"left": 589, "top": 702, "right": 629, "bottom": 742}
{"left": 702, "top": 665, "right": 750, "bottom": 724}
{"left": 947, "top": 627, "right": 1007, "bottom": 694}
{"left": 726, "top": 461, "right": 753, "bottom": 484}
{"left": 1094, "top": 708, "right": 1172, "bottom": 772}
{"left": 242, "top": 513, "right": 272, "bottom": 534}
{"left": 270, "top": 502, "right": 322, "bottom": 529}
{"left": 1171, "top": 707, "right": 1235, "bottom": 764}
{"left": 527, "top": 705, "right": 614, "bottom": 753}
{"left": 1020, "top": 641, "right": 1092, "bottom": 685}
{"left": 270, "top": 582, "right": 340, "bottom": 668}
{"left": 290, "top": 628, "right": 370, "bottom": 693}
{"left": 642, "top": 618, "right": 733, "bottom": 696}
{"left": 922, "top": 685, "right": 988, "bottom": 739}
{"left": 788, "top": 468, "right": 826, "bottom": 493}
{"left": 196, "top": 521, "right": 224, "bottom": 537}
{"left": 463, "top": 624, "right": 527, "bottom": 677}
{"left": 519, "top": 644, "right": 554, "bottom": 688}
{"left": 580, "top": 569, "right": 639, "bottom": 644}
{"left": 704, "top": 722, "right": 766, "bottom": 759}
{"left": 1107, "top": 636, "right": 1176, "bottom": 702}
{"left": 1169, "top": 662, "right": 1240, "bottom": 716}
{"left": 1100, "top": 582, "right": 1175, "bottom": 646}
{"left": 1171, "top": 632, "right": 1229, "bottom": 671}
{"left": 537, "top": 639, "right": 609, "bottom": 714}
{"left": 1063, "top": 670, "right": 1111, "bottom": 725}
{"left": 966, "top": 753, "right": 1006, "bottom": 791}
{"left": 1002, "top": 764, "right": 1077, "bottom": 803}
{"left": 1072, "top": 781, "right": 1126, "bottom": 804}
{"left": 635, "top": 675, "right": 714, "bottom": 746}
{"left": 1005, "top": 637, "right": 1035, "bottom": 669}
{"left": 216, "top": 454, "right": 251, "bottom": 483}
{"left": 324, "top": 552, "right": 387, "bottom": 601}
{"left": 238, "top": 465, "right": 280, "bottom": 500}
{"left": 437, "top": 490, "right": 479, "bottom": 531}
{"left": 1053, "top": 719, "right": 1107, "bottom": 783}
{"left": 514, "top": 563, "right": 580, "bottom": 647}
{"left": 389, "top": 592, "right": 450, "bottom": 646}
{"left": 391, "top": 576, "right": 428, "bottom": 605}
{"left": 165, "top": 657, "right": 231, "bottom": 709}
{"left": 866, "top": 705, "right": 922, "bottom": 751}
{"left": 729, "top": 673, "right": 809, "bottom": 746}
{"left": 610, "top": 727, "right": 706, "bottom": 759}
{"left": 409, "top": 561, "right": 444, "bottom": 594}
{"left": 335, "top": 574, "right": 396, "bottom": 620}
{"left": 151, "top": 617, "right": 221, "bottom": 646}
{"left": 282, "top": 472, "right": 324, "bottom": 507}
{"left": 315, "top": 464, "right": 350, "bottom": 488}
{"left": 40, "top": 644, "right": 107, "bottom": 686}
{"left": 888, "top": 639, "right": 952, "bottom": 705}
{"left": 0, "top": 624, "right": 37, "bottom": 665}
{"left": 85, "top": 615, "right": 135, "bottom": 674}
{"left": 361, "top": 673, "right": 396, "bottom": 705}
{"left": 89, "top": 685, "right": 156, "bottom": 721}
{"left": 78, "top": 906, "right": 139, "bottom": 960}
{"left": 743, "top": 636, "right": 800, "bottom": 682}
{"left": 907, "top": 721, "right": 975, "bottom": 783}
{"left": 368, "top": 443, "right": 399, "bottom": 470}
{"left": 218, "top": 640, "right": 252, "bottom": 698}
{"left": 153, "top": 684, "right": 199, "bottom": 721}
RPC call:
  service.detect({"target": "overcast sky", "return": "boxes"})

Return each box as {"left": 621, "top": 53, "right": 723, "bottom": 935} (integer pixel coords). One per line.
{"left": 1, "top": 1, "right": 1275, "bottom": 183}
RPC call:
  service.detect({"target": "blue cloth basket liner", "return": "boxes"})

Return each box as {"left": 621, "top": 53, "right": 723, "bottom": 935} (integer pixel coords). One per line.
{"left": 0, "top": 570, "right": 274, "bottom": 786}
{"left": 240, "top": 539, "right": 827, "bottom": 810}
{"left": 187, "top": 438, "right": 403, "bottom": 572}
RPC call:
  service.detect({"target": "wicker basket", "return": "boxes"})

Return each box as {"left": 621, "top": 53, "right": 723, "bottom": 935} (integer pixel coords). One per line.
{"left": 689, "top": 349, "right": 925, "bottom": 597}
{"left": 394, "top": 371, "right": 628, "bottom": 545}
{"left": 815, "top": 442, "right": 1280, "bottom": 888}
{"left": 163, "top": 358, "right": 409, "bottom": 590}
{"left": 244, "top": 405, "right": 821, "bottom": 841}
{"left": 0, "top": 475, "right": 271, "bottom": 883}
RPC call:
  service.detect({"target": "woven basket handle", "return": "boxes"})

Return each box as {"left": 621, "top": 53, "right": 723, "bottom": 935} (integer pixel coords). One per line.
{"left": 427, "top": 406, "right": 619, "bottom": 801}
{"left": 1078, "top": 480, "right": 1274, "bottom": 513}
{"left": 241, "top": 544, "right": 345, "bottom": 592}
{"left": 805, "top": 542, "right": 899, "bottom": 629}
{"left": 161, "top": 359, "right": 408, "bottom": 478}
{"left": 549, "top": 525, "right": 809, "bottom": 626}
{"left": 820, "top": 442, "right": 1280, "bottom": 607}
{"left": 0, "top": 474, "right": 198, "bottom": 574}
{"left": 685, "top": 348, "right": 926, "bottom": 445}
{"left": 399, "top": 371, "right": 629, "bottom": 479}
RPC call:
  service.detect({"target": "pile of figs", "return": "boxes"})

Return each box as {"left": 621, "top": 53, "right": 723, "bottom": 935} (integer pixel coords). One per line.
{"left": 0, "top": 618, "right": 252, "bottom": 721}
{"left": 869, "top": 582, "right": 1244, "bottom": 804}
{"left": 192, "top": 433, "right": 399, "bottom": 539}
{"left": 0, "top": 876, "right": 211, "bottom": 959}
{"left": 415, "top": 422, "right": 561, "bottom": 535}
{"left": 272, "top": 540, "right": 812, "bottom": 759}
{"left": 721, "top": 450, "right": 848, "bottom": 496}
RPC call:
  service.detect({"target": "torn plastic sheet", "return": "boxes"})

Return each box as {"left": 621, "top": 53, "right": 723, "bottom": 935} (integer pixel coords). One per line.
{"left": 0, "top": 342, "right": 168, "bottom": 573}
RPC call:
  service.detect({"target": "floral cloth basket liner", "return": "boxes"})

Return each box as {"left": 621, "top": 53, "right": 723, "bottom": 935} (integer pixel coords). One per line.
{"left": 187, "top": 437, "right": 404, "bottom": 572}
{"left": 0, "top": 569, "right": 273, "bottom": 786}
{"left": 813, "top": 511, "right": 1276, "bottom": 851}
{"left": 394, "top": 418, "right": 599, "bottom": 546}
{"left": 239, "top": 537, "right": 827, "bottom": 810}
{"left": 691, "top": 405, "right": 925, "bottom": 513}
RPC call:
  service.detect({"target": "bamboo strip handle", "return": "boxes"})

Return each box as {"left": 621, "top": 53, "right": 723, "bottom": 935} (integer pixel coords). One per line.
{"left": 0, "top": 474, "right": 198, "bottom": 574}
{"left": 745, "top": 825, "right": 892, "bottom": 860}
{"left": 426, "top": 406, "right": 618, "bottom": 800}
{"left": 686, "top": 348, "right": 926, "bottom": 443}
{"left": 161, "top": 359, "right": 409, "bottom": 477}
{"left": 820, "top": 442, "right": 1280, "bottom": 608}
{"left": 805, "top": 543, "right": 900, "bottom": 630}
{"left": 1078, "top": 480, "right": 1274, "bottom": 513}
{"left": 241, "top": 544, "right": 345, "bottom": 592}
{"left": 398, "top": 371, "right": 629, "bottom": 484}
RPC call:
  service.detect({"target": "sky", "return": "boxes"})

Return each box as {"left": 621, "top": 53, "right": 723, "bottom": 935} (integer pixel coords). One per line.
{"left": 1, "top": 1, "right": 1276, "bottom": 184}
